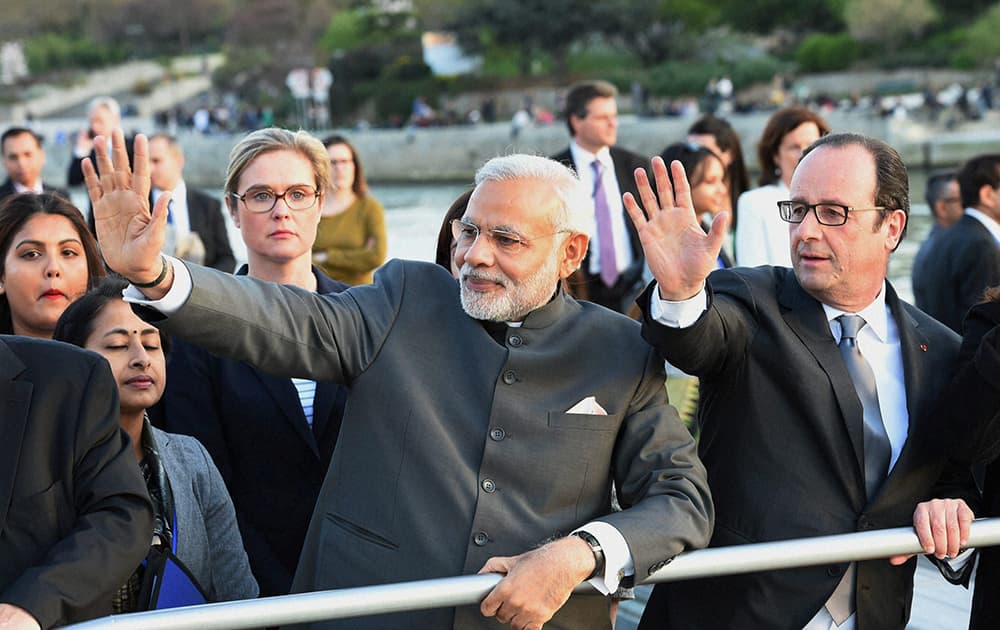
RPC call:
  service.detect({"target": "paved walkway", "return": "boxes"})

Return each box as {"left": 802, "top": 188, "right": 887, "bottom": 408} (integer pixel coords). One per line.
{"left": 616, "top": 556, "right": 972, "bottom": 629}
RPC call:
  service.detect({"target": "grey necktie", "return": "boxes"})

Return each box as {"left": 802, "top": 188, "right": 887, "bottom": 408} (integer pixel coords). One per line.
{"left": 825, "top": 314, "right": 892, "bottom": 625}
{"left": 837, "top": 314, "right": 892, "bottom": 499}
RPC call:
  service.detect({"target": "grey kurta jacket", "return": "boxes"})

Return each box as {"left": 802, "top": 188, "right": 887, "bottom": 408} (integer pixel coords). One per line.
{"left": 152, "top": 259, "right": 712, "bottom": 630}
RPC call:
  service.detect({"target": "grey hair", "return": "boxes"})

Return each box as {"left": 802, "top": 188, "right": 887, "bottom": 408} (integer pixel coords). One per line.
{"left": 88, "top": 96, "right": 122, "bottom": 121}
{"left": 474, "top": 154, "right": 592, "bottom": 236}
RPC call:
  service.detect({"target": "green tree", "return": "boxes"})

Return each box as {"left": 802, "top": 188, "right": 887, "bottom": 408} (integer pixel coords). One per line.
{"left": 843, "top": 0, "right": 936, "bottom": 48}
{"left": 960, "top": 4, "right": 1000, "bottom": 67}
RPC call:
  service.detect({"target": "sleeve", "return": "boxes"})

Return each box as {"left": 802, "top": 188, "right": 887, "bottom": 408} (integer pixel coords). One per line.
{"left": 734, "top": 190, "right": 769, "bottom": 267}
{"left": 594, "top": 346, "right": 714, "bottom": 582}
{"left": 1, "top": 358, "right": 153, "bottom": 629}
{"left": 205, "top": 197, "right": 236, "bottom": 272}
{"left": 639, "top": 271, "right": 757, "bottom": 379}
{"left": 191, "top": 440, "right": 259, "bottom": 601}
{"left": 150, "top": 259, "right": 404, "bottom": 386}
{"left": 321, "top": 196, "right": 388, "bottom": 274}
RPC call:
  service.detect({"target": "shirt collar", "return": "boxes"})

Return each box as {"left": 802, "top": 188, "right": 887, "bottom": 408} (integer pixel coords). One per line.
{"left": 965, "top": 208, "right": 1000, "bottom": 245}
{"left": 13, "top": 181, "right": 43, "bottom": 194}
{"left": 570, "top": 141, "right": 612, "bottom": 169}
{"left": 822, "top": 282, "right": 889, "bottom": 343}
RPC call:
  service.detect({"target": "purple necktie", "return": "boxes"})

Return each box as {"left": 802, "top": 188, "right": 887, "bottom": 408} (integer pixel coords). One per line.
{"left": 591, "top": 160, "right": 619, "bottom": 287}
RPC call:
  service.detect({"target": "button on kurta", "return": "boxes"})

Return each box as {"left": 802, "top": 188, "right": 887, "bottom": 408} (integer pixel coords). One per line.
{"left": 482, "top": 478, "right": 496, "bottom": 493}
{"left": 489, "top": 427, "right": 506, "bottom": 441}
{"left": 508, "top": 334, "right": 523, "bottom": 347}
{"left": 473, "top": 531, "right": 489, "bottom": 546}
{"left": 502, "top": 370, "right": 517, "bottom": 384}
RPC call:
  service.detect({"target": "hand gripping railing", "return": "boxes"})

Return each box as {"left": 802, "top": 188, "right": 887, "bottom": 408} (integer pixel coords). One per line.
{"left": 66, "top": 518, "right": 1000, "bottom": 630}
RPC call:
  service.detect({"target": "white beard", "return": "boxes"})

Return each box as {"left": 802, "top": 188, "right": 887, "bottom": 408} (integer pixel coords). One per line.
{"left": 459, "top": 251, "right": 561, "bottom": 322}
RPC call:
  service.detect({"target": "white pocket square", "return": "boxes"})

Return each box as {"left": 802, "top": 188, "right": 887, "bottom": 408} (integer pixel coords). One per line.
{"left": 565, "top": 396, "right": 608, "bottom": 415}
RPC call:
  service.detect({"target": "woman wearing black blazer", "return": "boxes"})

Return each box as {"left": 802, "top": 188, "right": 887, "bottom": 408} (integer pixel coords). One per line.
{"left": 155, "top": 128, "right": 349, "bottom": 596}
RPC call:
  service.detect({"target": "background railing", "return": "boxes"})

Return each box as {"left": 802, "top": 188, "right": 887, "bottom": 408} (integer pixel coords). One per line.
{"left": 66, "top": 518, "right": 1000, "bottom": 630}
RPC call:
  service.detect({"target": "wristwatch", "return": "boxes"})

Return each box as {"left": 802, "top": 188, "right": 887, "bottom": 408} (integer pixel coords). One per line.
{"left": 573, "top": 531, "right": 605, "bottom": 580}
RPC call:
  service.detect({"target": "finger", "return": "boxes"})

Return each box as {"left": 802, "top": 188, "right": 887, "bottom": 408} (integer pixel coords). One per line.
{"left": 480, "top": 584, "right": 503, "bottom": 617}
{"left": 651, "top": 157, "right": 677, "bottom": 211}
{"left": 912, "top": 504, "right": 935, "bottom": 554}
{"left": 634, "top": 159, "right": 663, "bottom": 220}
{"left": 945, "top": 504, "right": 962, "bottom": 558}
{"left": 958, "top": 502, "right": 974, "bottom": 547}
{"left": 93, "top": 134, "right": 114, "bottom": 185}
{"left": 133, "top": 134, "right": 150, "bottom": 200}
{"left": 81, "top": 158, "right": 103, "bottom": 206}
{"left": 705, "top": 211, "right": 731, "bottom": 253}
{"left": 623, "top": 192, "right": 647, "bottom": 229}
{"left": 928, "top": 504, "right": 949, "bottom": 558}
{"left": 152, "top": 190, "right": 172, "bottom": 225}
{"left": 669, "top": 160, "right": 695, "bottom": 214}
{"left": 478, "top": 556, "right": 513, "bottom": 576}
{"left": 111, "top": 129, "right": 131, "bottom": 190}
{"left": 889, "top": 553, "right": 915, "bottom": 566}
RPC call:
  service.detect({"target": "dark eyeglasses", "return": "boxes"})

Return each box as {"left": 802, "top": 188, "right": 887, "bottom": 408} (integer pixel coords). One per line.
{"left": 777, "top": 201, "right": 885, "bottom": 226}
{"left": 231, "top": 186, "right": 320, "bottom": 214}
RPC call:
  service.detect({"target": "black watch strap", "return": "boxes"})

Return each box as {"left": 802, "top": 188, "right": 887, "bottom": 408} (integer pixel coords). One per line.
{"left": 573, "top": 531, "right": 606, "bottom": 580}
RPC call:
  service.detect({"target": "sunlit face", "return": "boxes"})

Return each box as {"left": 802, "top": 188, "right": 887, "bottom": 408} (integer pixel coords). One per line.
{"left": 789, "top": 144, "right": 906, "bottom": 312}
{"left": 226, "top": 150, "right": 322, "bottom": 265}
{"left": 1, "top": 213, "right": 90, "bottom": 338}
{"left": 85, "top": 300, "right": 165, "bottom": 417}
{"left": 89, "top": 105, "right": 119, "bottom": 137}
{"left": 775, "top": 122, "right": 821, "bottom": 186}
{"left": 690, "top": 155, "right": 728, "bottom": 218}
{"left": 571, "top": 97, "right": 618, "bottom": 153}
{"left": 2, "top": 132, "right": 45, "bottom": 189}
{"left": 327, "top": 143, "right": 356, "bottom": 193}
{"left": 455, "top": 178, "right": 583, "bottom": 322}
{"left": 148, "top": 136, "right": 185, "bottom": 192}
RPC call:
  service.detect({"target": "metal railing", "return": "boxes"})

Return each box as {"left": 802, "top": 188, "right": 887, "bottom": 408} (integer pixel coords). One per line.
{"left": 66, "top": 518, "right": 1000, "bottom": 630}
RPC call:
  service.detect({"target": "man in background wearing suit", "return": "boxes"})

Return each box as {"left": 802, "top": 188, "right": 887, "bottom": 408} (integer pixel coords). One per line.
{"left": 0, "top": 335, "right": 152, "bottom": 630}
{"left": 552, "top": 80, "right": 648, "bottom": 313}
{"left": 147, "top": 133, "right": 235, "bottom": 271}
{"left": 912, "top": 171, "right": 962, "bottom": 315}
{"left": 914, "top": 154, "right": 1000, "bottom": 333}
{"left": 87, "top": 131, "right": 712, "bottom": 630}
{"left": 631, "top": 133, "right": 974, "bottom": 629}
{"left": 0, "top": 127, "right": 68, "bottom": 201}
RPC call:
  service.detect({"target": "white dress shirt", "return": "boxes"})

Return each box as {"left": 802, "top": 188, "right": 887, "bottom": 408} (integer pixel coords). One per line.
{"left": 735, "top": 182, "right": 793, "bottom": 268}
{"left": 570, "top": 142, "right": 633, "bottom": 276}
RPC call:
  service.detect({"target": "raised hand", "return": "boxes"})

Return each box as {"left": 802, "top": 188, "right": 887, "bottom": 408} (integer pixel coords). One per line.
{"left": 623, "top": 156, "right": 729, "bottom": 301}
{"left": 82, "top": 130, "right": 171, "bottom": 289}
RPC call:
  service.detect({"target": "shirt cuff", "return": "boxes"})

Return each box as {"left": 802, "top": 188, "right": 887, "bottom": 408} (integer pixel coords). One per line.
{"left": 649, "top": 284, "right": 708, "bottom": 328}
{"left": 573, "top": 521, "right": 634, "bottom": 595}
{"left": 121, "top": 255, "right": 192, "bottom": 315}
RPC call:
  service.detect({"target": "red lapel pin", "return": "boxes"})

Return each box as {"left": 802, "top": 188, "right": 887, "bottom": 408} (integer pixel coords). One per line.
{"left": 920, "top": 344, "right": 927, "bottom": 352}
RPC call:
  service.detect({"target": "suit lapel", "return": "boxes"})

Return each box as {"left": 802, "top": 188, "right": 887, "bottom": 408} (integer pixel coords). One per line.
{"left": 186, "top": 190, "right": 207, "bottom": 235}
{"left": 0, "top": 340, "right": 31, "bottom": 533}
{"left": 253, "top": 368, "right": 321, "bottom": 457}
{"left": 778, "top": 275, "right": 866, "bottom": 501}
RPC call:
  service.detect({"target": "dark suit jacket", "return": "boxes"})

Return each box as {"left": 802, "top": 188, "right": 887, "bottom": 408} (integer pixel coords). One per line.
{"left": 0, "top": 179, "right": 70, "bottom": 203}
{"left": 165, "top": 187, "right": 235, "bottom": 272}
{"left": 155, "top": 266, "right": 347, "bottom": 597}
{"left": 151, "top": 259, "right": 713, "bottom": 630}
{"left": 913, "top": 214, "right": 1000, "bottom": 333}
{"left": 0, "top": 335, "right": 152, "bottom": 629}
{"left": 637, "top": 266, "right": 968, "bottom": 630}
{"left": 940, "top": 300, "right": 1000, "bottom": 630}
{"left": 551, "top": 146, "right": 648, "bottom": 312}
